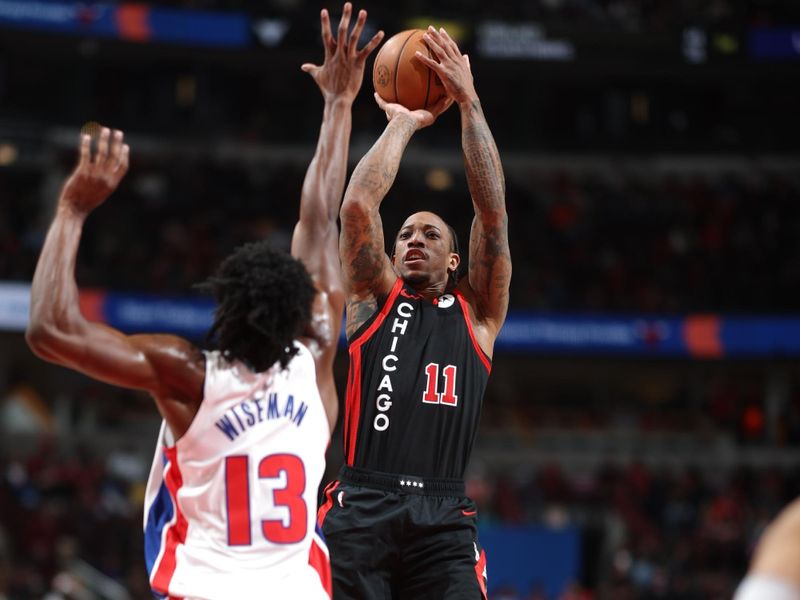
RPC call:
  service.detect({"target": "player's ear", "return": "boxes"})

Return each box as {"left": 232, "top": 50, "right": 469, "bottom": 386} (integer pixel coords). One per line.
{"left": 448, "top": 252, "right": 460, "bottom": 273}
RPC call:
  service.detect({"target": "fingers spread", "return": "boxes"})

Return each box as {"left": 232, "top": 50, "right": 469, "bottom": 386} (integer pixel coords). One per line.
{"left": 438, "top": 27, "right": 462, "bottom": 59}
{"left": 116, "top": 144, "right": 130, "bottom": 174}
{"left": 358, "top": 30, "right": 384, "bottom": 62}
{"left": 422, "top": 31, "right": 447, "bottom": 62}
{"left": 78, "top": 134, "right": 91, "bottom": 168}
{"left": 107, "top": 130, "right": 124, "bottom": 167}
{"left": 414, "top": 50, "right": 438, "bottom": 70}
{"left": 349, "top": 8, "right": 367, "bottom": 56}
{"left": 96, "top": 128, "right": 110, "bottom": 165}
{"left": 337, "top": 2, "right": 352, "bottom": 50}
{"left": 320, "top": 9, "right": 334, "bottom": 58}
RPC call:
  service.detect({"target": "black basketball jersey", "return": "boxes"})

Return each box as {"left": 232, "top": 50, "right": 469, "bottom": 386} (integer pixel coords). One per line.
{"left": 343, "top": 278, "right": 492, "bottom": 479}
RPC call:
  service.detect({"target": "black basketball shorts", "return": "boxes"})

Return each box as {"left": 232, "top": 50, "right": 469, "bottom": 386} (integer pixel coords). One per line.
{"left": 317, "top": 466, "right": 488, "bottom": 600}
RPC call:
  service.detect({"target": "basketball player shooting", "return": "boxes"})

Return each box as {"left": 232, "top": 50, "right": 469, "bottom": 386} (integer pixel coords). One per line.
{"left": 318, "top": 26, "right": 511, "bottom": 599}
{"left": 25, "top": 4, "right": 382, "bottom": 599}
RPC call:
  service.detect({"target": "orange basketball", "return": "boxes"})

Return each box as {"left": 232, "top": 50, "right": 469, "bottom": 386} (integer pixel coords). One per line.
{"left": 372, "top": 29, "right": 447, "bottom": 111}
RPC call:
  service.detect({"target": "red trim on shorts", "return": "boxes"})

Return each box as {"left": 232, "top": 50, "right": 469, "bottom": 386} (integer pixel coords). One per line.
{"left": 344, "top": 278, "right": 404, "bottom": 464}
{"left": 455, "top": 292, "right": 492, "bottom": 374}
{"left": 316, "top": 480, "right": 340, "bottom": 527}
{"left": 475, "top": 548, "right": 488, "bottom": 600}
{"left": 309, "top": 536, "right": 332, "bottom": 598}
{"left": 151, "top": 447, "right": 188, "bottom": 595}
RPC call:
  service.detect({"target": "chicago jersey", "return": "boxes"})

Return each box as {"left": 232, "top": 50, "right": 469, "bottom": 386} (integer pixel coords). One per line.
{"left": 344, "top": 278, "right": 492, "bottom": 479}
{"left": 144, "top": 343, "right": 331, "bottom": 600}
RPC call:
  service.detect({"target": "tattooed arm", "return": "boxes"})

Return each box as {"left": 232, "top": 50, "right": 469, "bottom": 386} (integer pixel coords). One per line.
{"left": 339, "top": 93, "right": 452, "bottom": 338}
{"left": 418, "top": 27, "right": 511, "bottom": 349}
{"left": 461, "top": 98, "right": 511, "bottom": 329}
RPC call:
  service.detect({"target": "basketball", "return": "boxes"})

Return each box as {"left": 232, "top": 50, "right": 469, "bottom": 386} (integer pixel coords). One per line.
{"left": 372, "top": 29, "right": 447, "bottom": 111}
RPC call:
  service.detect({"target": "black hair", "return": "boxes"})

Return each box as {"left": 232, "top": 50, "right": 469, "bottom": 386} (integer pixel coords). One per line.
{"left": 202, "top": 240, "right": 315, "bottom": 372}
{"left": 445, "top": 223, "right": 460, "bottom": 288}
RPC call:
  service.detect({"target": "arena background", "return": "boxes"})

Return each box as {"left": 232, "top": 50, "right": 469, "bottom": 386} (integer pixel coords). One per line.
{"left": 1, "top": 1, "right": 799, "bottom": 598}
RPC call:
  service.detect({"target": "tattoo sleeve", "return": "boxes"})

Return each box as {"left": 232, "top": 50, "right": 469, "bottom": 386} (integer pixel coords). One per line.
{"left": 462, "top": 99, "right": 512, "bottom": 326}
{"left": 339, "top": 116, "right": 416, "bottom": 331}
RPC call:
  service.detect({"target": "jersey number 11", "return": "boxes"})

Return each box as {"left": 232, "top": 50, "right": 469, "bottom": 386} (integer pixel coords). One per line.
{"left": 422, "top": 362, "right": 459, "bottom": 406}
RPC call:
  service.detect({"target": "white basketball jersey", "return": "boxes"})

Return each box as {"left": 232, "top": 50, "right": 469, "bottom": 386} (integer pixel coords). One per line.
{"left": 143, "top": 342, "right": 331, "bottom": 600}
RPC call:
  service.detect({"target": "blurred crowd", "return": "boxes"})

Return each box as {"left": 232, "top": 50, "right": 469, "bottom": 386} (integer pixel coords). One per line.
{"left": 0, "top": 441, "right": 150, "bottom": 599}
{"left": 0, "top": 434, "right": 796, "bottom": 599}
{"left": 468, "top": 462, "right": 799, "bottom": 599}
{"left": 2, "top": 163, "right": 798, "bottom": 314}
{"left": 482, "top": 362, "right": 800, "bottom": 447}
{"left": 0, "top": 359, "right": 797, "bottom": 599}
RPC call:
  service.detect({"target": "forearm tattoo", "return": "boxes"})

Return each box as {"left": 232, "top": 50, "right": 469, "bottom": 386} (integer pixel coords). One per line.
{"left": 341, "top": 118, "right": 416, "bottom": 332}
{"left": 462, "top": 100, "right": 512, "bottom": 319}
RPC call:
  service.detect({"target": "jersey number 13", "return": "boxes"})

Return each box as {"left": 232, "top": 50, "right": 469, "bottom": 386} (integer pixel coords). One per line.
{"left": 224, "top": 454, "right": 307, "bottom": 546}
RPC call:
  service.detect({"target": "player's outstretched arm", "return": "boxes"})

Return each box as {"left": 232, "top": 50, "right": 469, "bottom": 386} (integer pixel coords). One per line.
{"left": 293, "top": 2, "right": 383, "bottom": 430}
{"left": 339, "top": 92, "right": 452, "bottom": 338}
{"left": 417, "top": 27, "right": 511, "bottom": 350}
{"left": 26, "top": 129, "right": 204, "bottom": 430}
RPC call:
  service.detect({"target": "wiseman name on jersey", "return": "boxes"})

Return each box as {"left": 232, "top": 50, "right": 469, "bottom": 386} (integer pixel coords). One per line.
{"left": 214, "top": 392, "right": 308, "bottom": 441}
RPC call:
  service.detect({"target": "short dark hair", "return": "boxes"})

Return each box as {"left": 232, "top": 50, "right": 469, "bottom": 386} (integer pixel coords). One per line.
{"left": 203, "top": 240, "right": 315, "bottom": 372}
{"left": 446, "top": 224, "right": 460, "bottom": 287}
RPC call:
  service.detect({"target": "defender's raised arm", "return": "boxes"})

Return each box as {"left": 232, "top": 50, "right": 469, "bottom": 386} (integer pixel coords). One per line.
{"left": 26, "top": 129, "right": 204, "bottom": 434}
{"left": 292, "top": 3, "right": 383, "bottom": 429}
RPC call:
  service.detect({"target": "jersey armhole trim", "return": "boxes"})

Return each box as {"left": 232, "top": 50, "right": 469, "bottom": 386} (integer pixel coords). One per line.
{"left": 455, "top": 292, "right": 492, "bottom": 374}
{"left": 347, "top": 278, "right": 404, "bottom": 349}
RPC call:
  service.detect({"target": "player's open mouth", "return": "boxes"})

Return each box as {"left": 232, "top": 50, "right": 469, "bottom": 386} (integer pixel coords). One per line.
{"left": 404, "top": 250, "right": 426, "bottom": 263}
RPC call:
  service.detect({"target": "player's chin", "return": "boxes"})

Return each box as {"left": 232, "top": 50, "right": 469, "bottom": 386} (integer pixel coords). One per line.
{"left": 399, "top": 267, "right": 429, "bottom": 286}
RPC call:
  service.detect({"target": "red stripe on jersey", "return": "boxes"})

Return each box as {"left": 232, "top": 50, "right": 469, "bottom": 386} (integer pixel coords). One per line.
{"left": 316, "top": 480, "right": 340, "bottom": 527}
{"left": 475, "top": 548, "right": 488, "bottom": 600}
{"left": 151, "top": 447, "right": 189, "bottom": 595}
{"left": 348, "top": 278, "right": 404, "bottom": 347}
{"left": 309, "top": 537, "right": 332, "bottom": 598}
{"left": 455, "top": 292, "right": 492, "bottom": 374}
{"left": 344, "top": 278, "right": 404, "bottom": 464}
{"left": 344, "top": 347, "right": 363, "bottom": 465}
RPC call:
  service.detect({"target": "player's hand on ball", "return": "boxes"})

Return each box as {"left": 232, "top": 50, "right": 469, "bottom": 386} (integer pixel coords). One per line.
{"left": 60, "top": 127, "right": 129, "bottom": 214}
{"left": 416, "top": 27, "right": 477, "bottom": 105}
{"left": 301, "top": 3, "right": 384, "bottom": 103}
{"left": 374, "top": 92, "right": 453, "bottom": 129}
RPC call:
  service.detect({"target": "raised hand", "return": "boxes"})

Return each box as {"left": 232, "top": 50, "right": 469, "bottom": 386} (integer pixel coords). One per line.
{"left": 415, "top": 26, "right": 477, "bottom": 105}
{"left": 374, "top": 92, "right": 453, "bottom": 130}
{"left": 301, "top": 3, "right": 384, "bottom": 103}
{"left": 60, "top": 127, "right": 129, "bottom": 215}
